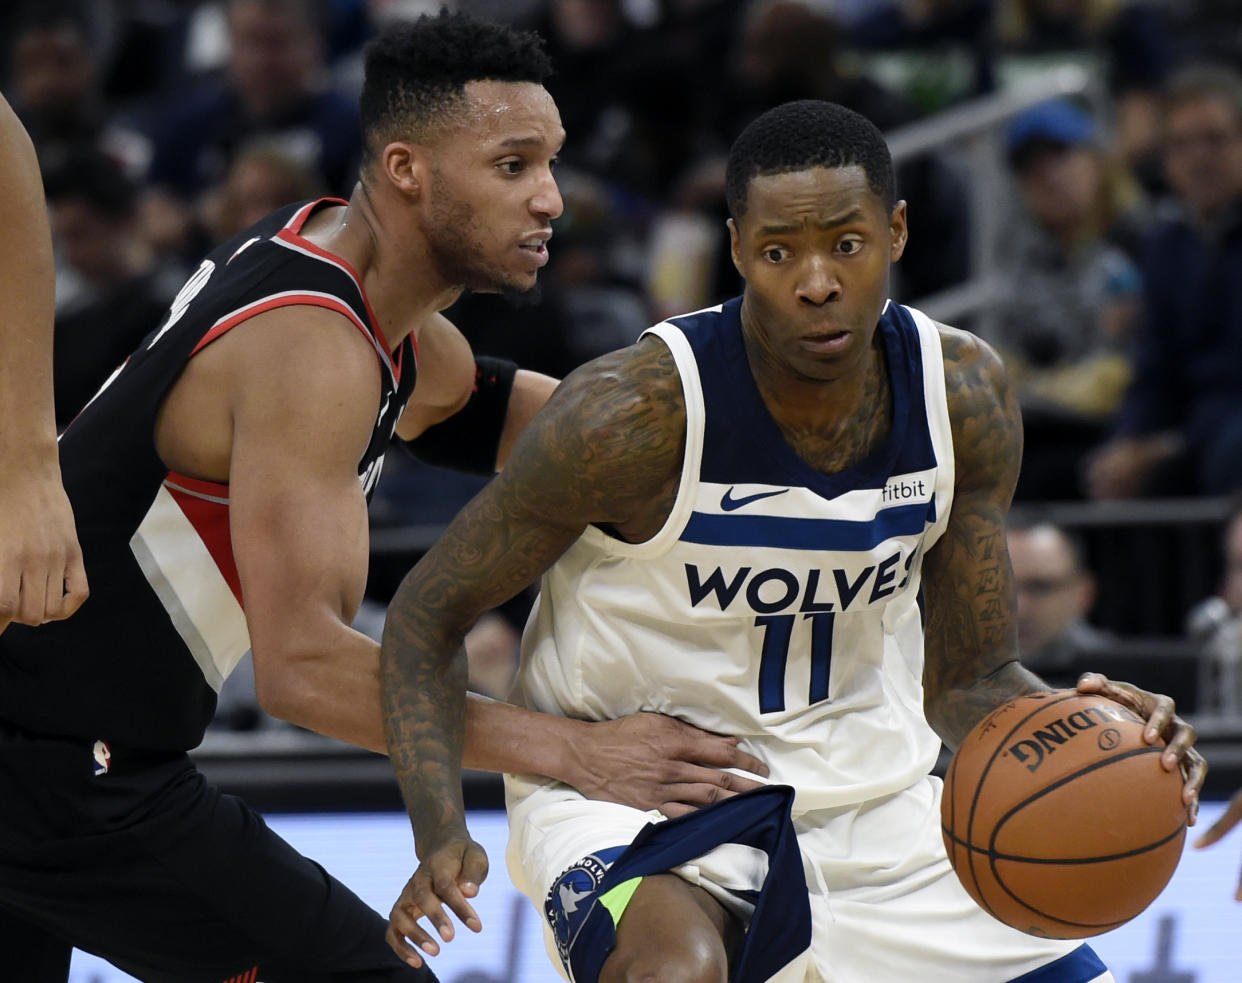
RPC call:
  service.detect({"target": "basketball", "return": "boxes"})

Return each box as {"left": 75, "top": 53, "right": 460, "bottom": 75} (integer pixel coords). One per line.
{"left": 940, "top": 689, "right": 1188, "bottom": 939}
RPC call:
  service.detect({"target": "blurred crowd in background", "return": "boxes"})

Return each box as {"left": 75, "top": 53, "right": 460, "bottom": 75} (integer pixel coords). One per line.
{"left": 6, "top": 0, "right": 1242, "bottom": 725}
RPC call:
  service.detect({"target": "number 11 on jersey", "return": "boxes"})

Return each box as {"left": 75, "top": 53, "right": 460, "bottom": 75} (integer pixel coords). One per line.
{"left": 755, "top": 612, "right": 834, "bottom": 713}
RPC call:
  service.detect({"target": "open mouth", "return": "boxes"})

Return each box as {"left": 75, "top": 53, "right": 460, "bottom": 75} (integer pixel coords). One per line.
{"left": 518, "top": 236, "right": 550, "bottom": 267}
{"left": 800, "top": 330, "right": 850, "bottom": 354}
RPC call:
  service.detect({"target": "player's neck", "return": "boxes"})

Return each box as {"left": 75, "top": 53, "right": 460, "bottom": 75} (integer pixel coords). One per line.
{"left": 746, "top": 331, "right": 883, "bottom": 431}
{"left": 752, "top": 338, "right": 892, "bottom": 477}
{"left": 302, "top": 184, "right": 463, "bottom": 351}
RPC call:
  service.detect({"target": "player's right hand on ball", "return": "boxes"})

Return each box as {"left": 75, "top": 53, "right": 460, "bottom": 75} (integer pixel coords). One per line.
{"left": 386, "top": 832, "right": 489, "bottom": 968}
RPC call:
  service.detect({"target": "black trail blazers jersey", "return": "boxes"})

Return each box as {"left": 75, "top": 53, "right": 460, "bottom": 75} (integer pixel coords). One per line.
{"left": 0, "top": 199, "right": 416, "bottom": 750}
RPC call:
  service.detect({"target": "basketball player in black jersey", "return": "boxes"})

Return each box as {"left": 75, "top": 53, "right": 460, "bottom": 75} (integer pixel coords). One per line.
{"left": 0, "top": 13, "right": 766, "bottom": 982}
{"left": 0, "top": 91, "right": 88, "bottom": 635}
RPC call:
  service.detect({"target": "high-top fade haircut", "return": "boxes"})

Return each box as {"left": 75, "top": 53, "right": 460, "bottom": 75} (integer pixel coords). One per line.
{"left": 725, "top": 100, "right": 896, "bottom": 220}
{"left": 359, "top": 9, "right": 553, "bottom": 167}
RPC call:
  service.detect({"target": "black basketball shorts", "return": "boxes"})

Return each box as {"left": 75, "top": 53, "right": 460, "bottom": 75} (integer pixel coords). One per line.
{"left": 0, "top": 721, "right": 434, "bottom": 983}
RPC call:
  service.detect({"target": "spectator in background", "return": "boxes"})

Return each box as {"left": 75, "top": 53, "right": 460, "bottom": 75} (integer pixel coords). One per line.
{"left": 1008, "top": 518, "right": 1114, "bottom": 689}
{"left": 43, "top": 148, "right": 181, "bottom": 429}
{"left": 992, "top": 0, "right": 1177, "bottom": 195}
{"left": 7, "top": 3, "right": 151, "bottom": 179}
{"left": 1085, "top": 64, "right": 1242, "bottom": 499}
{"left": 199, "top": 139, "right": 327, "bottom": 246}
{"left": 989, "top": 99, "right": 1145, "bottom": 500}
{"left": 529, "top": 0, "right": 644, "bottom": 183}
{"left": 141, "top": 0, "right": 361, "bottom": 262}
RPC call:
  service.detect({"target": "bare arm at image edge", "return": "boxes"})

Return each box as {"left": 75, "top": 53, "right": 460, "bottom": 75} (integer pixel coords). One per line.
{"left": 0, "top": 93, "right": 88, "bottom": 633}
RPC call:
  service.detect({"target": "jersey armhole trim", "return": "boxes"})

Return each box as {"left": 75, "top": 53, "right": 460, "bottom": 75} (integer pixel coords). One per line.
{"left": 904, "top": 305, "right": 955, "bottom": 549}
{"left": 164, "top": 470, "right": 229, "bottom": 501}
{"left": 577, "top": 324, "right": 706, "bottom": 559}
{"left": 188, "top": 292, "right": 397, "bottom": 387}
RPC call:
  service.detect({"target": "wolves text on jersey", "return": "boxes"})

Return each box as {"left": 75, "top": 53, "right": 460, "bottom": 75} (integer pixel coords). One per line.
{"left": 684, "top": 547, "right": 918, "bottom": 616}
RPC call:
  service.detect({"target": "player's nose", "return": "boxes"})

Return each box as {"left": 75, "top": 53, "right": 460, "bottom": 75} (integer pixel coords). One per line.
{"left": 796, "top": 255, "right": 841, "bottom": 306}
{"left": 531, "top": 171, "right": 563, "bottom": 222}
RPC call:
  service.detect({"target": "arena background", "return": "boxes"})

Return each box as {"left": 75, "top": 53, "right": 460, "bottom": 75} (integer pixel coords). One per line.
{"left": 4, "top": 0, "right": 1242, "bottom": 978}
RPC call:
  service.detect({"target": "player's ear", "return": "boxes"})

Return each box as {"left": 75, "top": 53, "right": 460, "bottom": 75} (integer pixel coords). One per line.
{"left": 728, "top": 218, "right": 743, "bottom": 276}
{"left": 379, "top": 141, "right": 425, "bottom": 199}
{"left": 889, "top": 200, "right": 908, "bottom": 262}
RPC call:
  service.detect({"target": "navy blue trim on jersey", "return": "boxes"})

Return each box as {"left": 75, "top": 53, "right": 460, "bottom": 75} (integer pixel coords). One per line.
{"left": 667, "top": 298, "right": 936, "bottom": 496}
{"left": 1007, "top": 945, "right": 1107, "bottom": 983}
{"left": 681, "top": 497, "right": 936, "bottom": 550}
{"left": 551, "top": 785, "right": 810, "bottom": 983}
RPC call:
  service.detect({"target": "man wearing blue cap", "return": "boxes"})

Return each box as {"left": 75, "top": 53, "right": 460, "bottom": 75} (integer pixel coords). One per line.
{"left": 1006, "top": 98, "right": 1099, "bottom": 166}
{"left": 989, "top": 99, "right": 1144, "bottom": 500}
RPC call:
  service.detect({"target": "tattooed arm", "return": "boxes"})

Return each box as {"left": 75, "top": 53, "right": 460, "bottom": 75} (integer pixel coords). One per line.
{"left": 922, "top": 329, "right": 1206, "bottom": 818}
{"left": 920, "top": 327, "right": 1045, "bottom": 751}
{"left": 381, "top": 336, "right": 687, "bottom": 967}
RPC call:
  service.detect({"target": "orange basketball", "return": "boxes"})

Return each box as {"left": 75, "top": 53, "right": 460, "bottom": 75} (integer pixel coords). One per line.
{"left": 941, "top": 689, "right": 1188, "bottom": 939}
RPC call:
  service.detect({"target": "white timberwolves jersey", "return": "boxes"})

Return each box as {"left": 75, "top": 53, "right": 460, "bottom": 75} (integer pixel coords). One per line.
{"left": 517, "top": 297, "right": 956, "bottom": 815}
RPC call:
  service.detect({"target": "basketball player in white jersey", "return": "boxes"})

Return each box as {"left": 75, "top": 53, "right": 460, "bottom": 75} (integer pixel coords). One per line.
{"left": 0, "top": 91, "right": 88, "bottom": 634}
{"left": 380, "top": 100, "right": 1207, "bottom": 983}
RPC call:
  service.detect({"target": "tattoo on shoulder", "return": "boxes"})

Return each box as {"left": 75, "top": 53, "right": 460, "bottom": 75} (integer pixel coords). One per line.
{"left": 937, "top": 327, "right": 1021, "bottom": 493}
{"left": 507, "top": 337, "right": 687, "bottom": 537}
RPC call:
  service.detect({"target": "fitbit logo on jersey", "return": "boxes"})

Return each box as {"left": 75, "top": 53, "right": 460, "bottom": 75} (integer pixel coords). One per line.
{"left": 881, "top": 478, "right": 927, "bottom": 502}
{"left": 1005, "top": 704, "right": 1136, "bottom": 773}
{"left": 685, "top": 550, "right": 916, "bottom": 613}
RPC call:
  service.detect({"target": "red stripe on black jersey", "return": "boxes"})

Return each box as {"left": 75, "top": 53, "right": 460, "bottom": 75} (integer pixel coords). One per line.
{"left": 188, "top": 292, "right": 373, "bottom": 359}
{"left": 163, "top": 472, "right": 242, "bottom": 607}
{"left": 275, "top": 224, "right": 417, "bottom": 371}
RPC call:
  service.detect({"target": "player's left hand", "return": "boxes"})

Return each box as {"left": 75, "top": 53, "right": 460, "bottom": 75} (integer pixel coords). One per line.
{"left": 1193, "top": 788, "right": 1242, "bottom": 901}
{"left": 386, "top": 832, "right": 489, "bottom": 969}
{"left": 1076, "top": 672, "right": 1206, "bottom": 825}
{"left": 0, "top": 465, "right": 89, "bottom": 633}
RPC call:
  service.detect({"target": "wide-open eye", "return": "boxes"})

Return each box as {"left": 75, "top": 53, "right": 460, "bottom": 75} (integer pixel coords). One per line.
{"left": 762, "top": 245, "right": 788, "bottom": 263}
{"left": 837, "top": 236, "right": 863, "bottom": 256}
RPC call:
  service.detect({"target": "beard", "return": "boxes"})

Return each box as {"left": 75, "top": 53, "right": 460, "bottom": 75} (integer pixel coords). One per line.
{"left": 494, "top": 281, "right": 543, "bottom": 307}
{"left": 427, "top": 174, "right": 539, "bottom": 298}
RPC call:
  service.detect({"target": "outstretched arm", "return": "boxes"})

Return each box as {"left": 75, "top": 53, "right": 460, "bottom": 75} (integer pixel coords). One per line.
{"left": 0, "top": 93, "right": 88, "bottom": 632}
{"left": 381, "top": 338, "right": 690, "bottom": 966}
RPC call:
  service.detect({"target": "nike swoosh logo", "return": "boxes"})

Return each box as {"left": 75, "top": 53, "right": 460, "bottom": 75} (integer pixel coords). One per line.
{"left": 720, "top": 487, "right": 790, "bottom": 511}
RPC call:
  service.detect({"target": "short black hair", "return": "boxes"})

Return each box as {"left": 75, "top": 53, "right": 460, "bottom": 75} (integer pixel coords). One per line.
{"left": 725, "top": 100, "right": 895, "bottom": 218}
{"left": 1006, "top": 513, "right": 1089, "bottom": 573}
{"left": 1162, "top": 62, "right": 1242, "bottom": 127}
{"left": 42, "top": 149, "right": 137, "bottom": 218}
{"left": 359, "top": 9, "right": 553, "bottom": 164}
{"left": 226, "top": 0, "right": 327, "bottom": 35}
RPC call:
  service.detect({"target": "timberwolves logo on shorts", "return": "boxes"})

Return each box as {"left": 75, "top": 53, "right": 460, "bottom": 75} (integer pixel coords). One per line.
{"left": 543, "top": 846, "right": 627, "bottom": 967}
{"left": 92, "top": 739, "right": 111, "bottom": 776}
